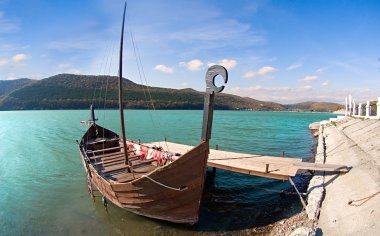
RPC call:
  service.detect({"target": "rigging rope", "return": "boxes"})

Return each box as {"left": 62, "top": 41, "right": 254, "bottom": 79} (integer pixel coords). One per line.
{"left": 142, "top": 175, "right": 184, "bottom": 191}
{"left": 86, "top": 39, "right": 113, "bottom": 149}
{"left": 102, "top": 42, "right": 116, "bottom": 123}
{"left": 129, "top": 30, "right": 170, "bottom": 151}
{"left": 97, "top": 39, "right": 114, "bottom": 109}
{"left": 92, "top": 40, "right": 112, "bottom": 104}
{"left": 102, "top": 41, "right": 117, "bottom": 141}
{"left": 348, "top": 190, "right": 380, "bottom": 206}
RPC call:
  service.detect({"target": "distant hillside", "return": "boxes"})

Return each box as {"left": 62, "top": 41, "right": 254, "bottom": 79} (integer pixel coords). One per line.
{"left": 0, "top": 78, "right": 34, "bottom": 97}
{"left": 0, "top": 74, "right": 342, "bottom": 112}
{"left": 284, "top": 102, "right": 344, "bottom": 113}
{"left": 0, "top": 74, "right": 285, "bottom": 110}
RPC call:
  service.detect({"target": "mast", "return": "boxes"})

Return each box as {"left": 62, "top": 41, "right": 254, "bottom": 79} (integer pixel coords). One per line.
{"left": 118, "top": 2, "right": 129, "bottom": 166}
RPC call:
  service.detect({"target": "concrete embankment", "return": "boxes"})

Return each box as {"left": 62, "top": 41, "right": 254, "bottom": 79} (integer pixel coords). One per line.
{"left": 307, "top": 117, "right": 380, "bottom": 235}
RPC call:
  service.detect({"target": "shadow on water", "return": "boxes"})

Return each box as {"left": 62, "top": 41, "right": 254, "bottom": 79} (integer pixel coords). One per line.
{"left": 194, "top": 170, "right": 305, "bottom": 232}
{"left": 130, "top": 171, "right": 308, "bottom": 234}
{"left": 87, "top": 169, "right": 307, "bottom": 235}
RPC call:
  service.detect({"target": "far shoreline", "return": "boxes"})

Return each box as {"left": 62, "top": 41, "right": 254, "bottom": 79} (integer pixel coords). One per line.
{"left": 0, "top": 108, "right": 338, "bottom": 114}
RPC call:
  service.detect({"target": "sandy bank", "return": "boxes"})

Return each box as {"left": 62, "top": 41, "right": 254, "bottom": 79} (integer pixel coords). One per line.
{"left": 315, "top": 117, "right": 380, "bottom": 235}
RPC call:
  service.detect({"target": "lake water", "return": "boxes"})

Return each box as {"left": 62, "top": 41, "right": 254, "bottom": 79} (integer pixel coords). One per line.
{"left": 0, "top": 110, "right": 336, "bottom": 235}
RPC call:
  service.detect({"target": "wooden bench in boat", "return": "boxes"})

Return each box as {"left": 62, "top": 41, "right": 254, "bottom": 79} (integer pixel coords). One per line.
{"left": 110, "top": 164, "right": 157, "bottom": 183}
{"left": 87, "top": 146, "right": 124, "bottom": 154}
{"left": 102, "top": 164, "right": 131, "bottom": 174}
{"left": 94, "top": 155, "right": 143, "bottom": 167}
{"left": 86, "top": 137, "right": 120, "bottom": 145}
{"left": 89, "top": 149, "right": 135, "bottom": 160}
{"left": 102, "top": 159, "right": 157, "bottom": 173}
{"left": 90, "top": 152, "right": 124, "bottom": 160}
{"left": 91, "top": 153, "right": 138, "bottom": 163}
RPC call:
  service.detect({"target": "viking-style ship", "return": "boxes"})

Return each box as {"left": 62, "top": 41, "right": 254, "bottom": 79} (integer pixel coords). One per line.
{"left": 78, "top": 3, "right": 228, "bottom": 224}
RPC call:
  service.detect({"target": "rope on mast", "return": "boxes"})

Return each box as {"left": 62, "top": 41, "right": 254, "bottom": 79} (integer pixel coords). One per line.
{"left": 129, "top": 25, "right": 170, "bottom": 152}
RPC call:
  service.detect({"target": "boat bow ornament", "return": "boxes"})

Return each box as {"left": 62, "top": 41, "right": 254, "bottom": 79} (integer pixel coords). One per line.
{"left": 202, "top": 65, "right": 228, "bottom": 141}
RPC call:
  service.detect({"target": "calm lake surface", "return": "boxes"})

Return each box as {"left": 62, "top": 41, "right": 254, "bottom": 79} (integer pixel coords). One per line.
{"left": 0, "top": 110, "right": 336, "bottom": 235}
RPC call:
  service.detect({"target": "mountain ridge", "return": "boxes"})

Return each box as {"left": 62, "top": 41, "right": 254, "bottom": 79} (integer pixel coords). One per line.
{"left": 0, "top": 74, "right": 343, "bottom": 112}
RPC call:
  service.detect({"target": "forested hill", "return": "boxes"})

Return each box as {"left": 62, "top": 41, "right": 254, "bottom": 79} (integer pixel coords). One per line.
{"left": 0, "top": 78, "right": 34, "bottom": 97}
{"left": 0, "top": 74, "right": 343, "bottom": 112}
{"left": 284, "top": 102, "right": 344, "bottom": 113}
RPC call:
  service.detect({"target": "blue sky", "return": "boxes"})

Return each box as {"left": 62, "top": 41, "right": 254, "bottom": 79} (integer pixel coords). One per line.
{"left": 0, "top": 0, "right": 379, "bottom": 104}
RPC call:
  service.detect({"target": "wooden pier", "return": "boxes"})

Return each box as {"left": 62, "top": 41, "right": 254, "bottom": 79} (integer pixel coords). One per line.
{"left": 147, "top": 141, "right": 349, "bottom": 180}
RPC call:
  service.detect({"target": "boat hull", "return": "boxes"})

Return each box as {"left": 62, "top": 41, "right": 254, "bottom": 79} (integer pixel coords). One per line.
{"left": 79, "top": 125, "right": 209, "bottom": 224}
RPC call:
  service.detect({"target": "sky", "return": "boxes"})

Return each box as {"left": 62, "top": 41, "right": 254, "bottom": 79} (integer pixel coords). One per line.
{"left": 0, "top": 0, "right": 379, "bottom": 104}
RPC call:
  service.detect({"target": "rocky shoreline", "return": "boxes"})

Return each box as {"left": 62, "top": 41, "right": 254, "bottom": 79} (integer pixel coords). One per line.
{"left": 267, "top": 116, "right": 380, "bottom": 235}
{"left": 208, "top": 116, "right": 379, "bottom": 236}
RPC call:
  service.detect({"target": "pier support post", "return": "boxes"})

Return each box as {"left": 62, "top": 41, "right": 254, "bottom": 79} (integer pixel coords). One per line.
{"left": 358, "top": 103, "right": 363, "bottom": 116}
{"left": 352, "top": 99, "right": 356, "bottom": 116}
{"left": 348, "top": 95, "right": 352, "bottom": 116}
{"left": 213, "top": 144, "right": 219, "bottom": 174}
{"left": 289, "top": 177, "right": 307, "bottom": 209}
{"left": 345, "top": 96, "right": 348, "bottom": 116}
{"left": 366, "top": 101, "right": 371, "bottom": 117}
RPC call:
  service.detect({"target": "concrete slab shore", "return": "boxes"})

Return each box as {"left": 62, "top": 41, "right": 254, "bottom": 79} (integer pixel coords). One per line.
{"left": 312, "top": 117, "right": 380, "bottom": 235}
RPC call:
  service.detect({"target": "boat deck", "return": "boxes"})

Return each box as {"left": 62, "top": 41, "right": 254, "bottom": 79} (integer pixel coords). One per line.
{"left": 88, "top": 147, "right": 158, "bottom": 183}
{"left": 146, "top": 141, "right": 349, "bottom": 180}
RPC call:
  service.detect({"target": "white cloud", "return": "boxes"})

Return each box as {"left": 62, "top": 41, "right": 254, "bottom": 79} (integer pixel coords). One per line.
{"left": 0, "top": 58, "right": 7, "bottom": 66}
{"left": 12, "top": 54, "right": 27, "bottom": 62}
{"left": 316, "top": 66, "right": 329, "bottom": 73}
{"left": 287, "top": 63, "right": 303, "bottom": 70}
{"left": 58, "top": 63, "right": 71, "bottom": 69}
{"left": 0, "top": 11, "right": 20, "bottom": 33}
{"left": 0, "top": 42, "right": 29, "bottom": 52}
{"left": 48, "top": 40, "right": 93, "bottom": 51}
{"left": 154, "top": 64, "right": 174, "bottom": 74}
{"left": 207, "top": 59, "right": 237, "bottom": 70}
{"left": 302, "top": 75, "right": 319, "bottom": 82}
{"left": 170, "top": 20, "right": 261, "bottom": 43}
{"left": 69, "top": 69, "right": 81, "bottom": 74}
{"left": 243, "top": 66, "right": 277, "bottom": 78}
{"left": 243, "top": 71, "right": 257, "bottom": 78}
{"left": 225, "top": 84, "right": 378, "bottom": 104}
{"left": 321, "top": 81, "right": 329, "bottom": 86}
{"left": 57, "top": 63, "right": 81, "bottom": 74}
{"left": 179, "top": 59, "right": 203, "bottom": 71}
{"left": 5, "top": 73, "right": 17, "bottom": 80}
{"left": 229, "top": 85, "right": 263, "bottom": 93}
{"left": 181, "top": 82, "right": 189, "bottom": 87}
{"left": 303, "top": 85, "right": 312, "bottom": 90}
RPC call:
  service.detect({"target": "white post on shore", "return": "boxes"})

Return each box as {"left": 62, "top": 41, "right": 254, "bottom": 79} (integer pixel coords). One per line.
{"left": 366, "top": 101, "right": 371, "bottom": 117}
{"left": 377, "top": 97, "right": 380, "bottom": 118}
{"left": 352, "top": 99, "right": 356, "bottom": 116}
{"left": 345, "top": 96, "right": 348, "bottom": 116}
{"left": 348, "top": 95, "right": 352, "bottom": 116}
{"left": 358, "top": 103, "right": 363, "bottom": 116}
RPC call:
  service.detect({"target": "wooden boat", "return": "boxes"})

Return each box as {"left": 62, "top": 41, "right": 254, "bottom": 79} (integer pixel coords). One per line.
{"left": 78, "top": 3, "right": 228, "bottom": 224}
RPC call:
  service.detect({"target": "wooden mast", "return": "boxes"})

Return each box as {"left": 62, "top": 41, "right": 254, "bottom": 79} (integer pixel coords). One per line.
{"left": 118, "top": 2, "right": 129, "bottom": 166}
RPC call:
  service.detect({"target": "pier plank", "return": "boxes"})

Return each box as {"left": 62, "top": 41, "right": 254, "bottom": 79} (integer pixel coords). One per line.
{"left": 146, "top": 141, "right": 348, "bottom": 180}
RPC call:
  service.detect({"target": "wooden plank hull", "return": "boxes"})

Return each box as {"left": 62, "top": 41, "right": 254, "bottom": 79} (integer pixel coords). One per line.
{"left": 79, "top": 125, "right": 209, "bottom": 224}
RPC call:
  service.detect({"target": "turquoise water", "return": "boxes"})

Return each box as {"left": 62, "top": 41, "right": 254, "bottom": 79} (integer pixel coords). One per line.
{"left": 0, "top": 110, "right": 336, "bottom": 235}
